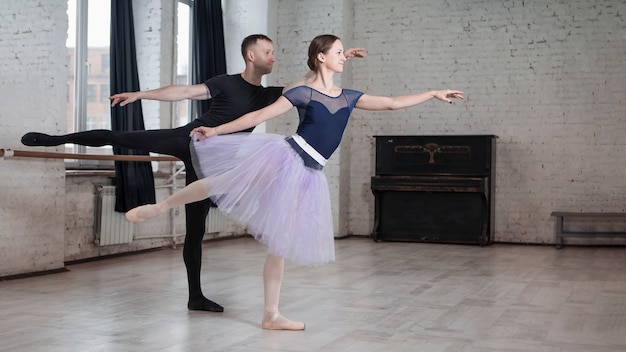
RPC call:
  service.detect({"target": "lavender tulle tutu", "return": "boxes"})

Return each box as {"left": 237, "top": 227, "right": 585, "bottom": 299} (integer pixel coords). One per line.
{"left": 190, "top": 132, "right": 335, "bottom": 266}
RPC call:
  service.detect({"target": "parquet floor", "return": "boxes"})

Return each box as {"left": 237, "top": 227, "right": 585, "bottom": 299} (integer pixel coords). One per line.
{"left": 1, "top": 237, "right": 625, "bottom": 351}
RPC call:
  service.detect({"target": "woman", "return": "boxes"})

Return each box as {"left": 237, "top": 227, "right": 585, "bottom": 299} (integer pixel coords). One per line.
{"left": 126, "top": 34, "right": 463, "bottom": 330}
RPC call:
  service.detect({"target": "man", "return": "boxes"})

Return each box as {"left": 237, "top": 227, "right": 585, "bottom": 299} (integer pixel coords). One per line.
{"left": 22, "top": 34, "right": 365, "bottom": 312}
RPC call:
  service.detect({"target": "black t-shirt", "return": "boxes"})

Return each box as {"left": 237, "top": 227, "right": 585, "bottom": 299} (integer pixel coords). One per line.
{"left": 198, "top": 74, "right": 284, "bottom": 132}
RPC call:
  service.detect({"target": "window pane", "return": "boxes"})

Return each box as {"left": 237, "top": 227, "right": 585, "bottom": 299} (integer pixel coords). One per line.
{"left": 86, "top": 0, "right": 110, "bottom": 132}
{"left": 175, "top": 2, "right": 191, "bottom": 127}
{"left": 66, "top": 0, "right": 112, "bottom": 159}
{"left": 101, "top": 84, "right": 110, "bottom": 103}
{"left": 66, "top": 0, "right": 76, "bottom": 136}
{"left": 87, "top": 84, "right": 97, "bottom": 102}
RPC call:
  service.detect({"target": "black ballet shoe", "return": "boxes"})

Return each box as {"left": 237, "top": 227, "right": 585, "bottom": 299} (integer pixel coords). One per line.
{"left": 188, "top": 298, "right": 224, "bottom": 312}
{"left": 21, "top": 132, "right": 57, "bottom": 146}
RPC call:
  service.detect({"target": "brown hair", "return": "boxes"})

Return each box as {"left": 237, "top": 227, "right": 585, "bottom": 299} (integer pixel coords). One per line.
{"left": 307, "top": 34, "right": 341, "bottom": 71}
{"left": 241, "top": 34, "right": 273, "bottom": 58}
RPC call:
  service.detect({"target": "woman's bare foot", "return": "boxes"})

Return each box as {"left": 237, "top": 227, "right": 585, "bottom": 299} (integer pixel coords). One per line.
{"left": 261, "top": 312, "right": 305, "bottom": 331}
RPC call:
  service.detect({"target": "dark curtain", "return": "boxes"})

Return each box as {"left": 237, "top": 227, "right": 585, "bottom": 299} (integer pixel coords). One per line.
{"left": 110, "top": 0, "right": 156, "bottom": 212}
{"left": 192, "top": 0, "right": 227, "bottom": 117}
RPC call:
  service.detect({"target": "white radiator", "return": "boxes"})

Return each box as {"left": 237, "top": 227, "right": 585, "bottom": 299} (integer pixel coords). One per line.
{"left": 94, "top": 185, "right": 134, "bottom": 246}
{"left": 205, "top": 207, "right": 228, "bottom": 233}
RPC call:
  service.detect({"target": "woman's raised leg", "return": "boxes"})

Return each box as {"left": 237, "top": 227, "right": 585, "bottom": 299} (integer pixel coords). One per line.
{"left": 125, "top": 177, "right": 214, "bottom": 222}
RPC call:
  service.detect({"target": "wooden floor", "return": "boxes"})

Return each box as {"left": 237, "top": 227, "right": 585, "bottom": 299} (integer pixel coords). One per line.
{"left": 1, "top": 237, "right": 625, "bottom": 352}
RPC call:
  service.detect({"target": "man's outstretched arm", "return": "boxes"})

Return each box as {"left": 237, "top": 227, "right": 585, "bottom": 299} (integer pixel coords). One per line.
{"left": 110, "top": 83, "right": 210, "bottom": 107}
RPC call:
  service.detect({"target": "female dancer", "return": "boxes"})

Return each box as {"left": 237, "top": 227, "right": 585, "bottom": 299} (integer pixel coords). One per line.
{"left": 125, "top": 34, "right": 464, "bottom": 330}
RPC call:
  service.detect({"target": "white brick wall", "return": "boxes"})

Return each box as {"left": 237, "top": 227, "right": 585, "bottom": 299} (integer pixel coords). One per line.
{"left": 133, "top": 0, "right": 176, "bottom": 131}
{"left": 0, "top": 1, "right": 68, "bottom": 276}
{"left": 3, "top": 0, "right": 626, "bottom": 277}
{"left": 0, "top": 1, "right": 180, "bottom": 275}
{"left": 270, "top": 0, "right": 626, "bottom": 243}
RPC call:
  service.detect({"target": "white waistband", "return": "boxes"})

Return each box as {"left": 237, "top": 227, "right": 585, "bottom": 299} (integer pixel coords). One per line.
{"left": 291, "top": 134, "right": 327, "bottom": 166}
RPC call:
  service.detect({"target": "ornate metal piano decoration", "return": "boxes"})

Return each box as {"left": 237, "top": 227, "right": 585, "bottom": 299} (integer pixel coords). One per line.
{"left": 371, "top": 135, "right": 497, "bottom": 245}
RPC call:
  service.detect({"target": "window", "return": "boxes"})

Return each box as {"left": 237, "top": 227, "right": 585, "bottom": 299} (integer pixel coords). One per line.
{"left": 66, "top": 0, "right": 112, "bottom": 164}
{"left": 65, "top": 0, "right": 193, "bottom": 167}
{"left": 176, "top": 0, "right": 193, "bottom": 127}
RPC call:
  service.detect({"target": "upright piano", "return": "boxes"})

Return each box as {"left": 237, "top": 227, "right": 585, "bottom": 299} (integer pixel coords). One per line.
{"left": 371, "top": 135, "right": 497, "bottom": 245}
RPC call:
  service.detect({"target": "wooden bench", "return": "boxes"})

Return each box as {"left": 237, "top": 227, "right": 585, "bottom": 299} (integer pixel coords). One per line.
{"left": 551, "top": 212, "right": 626, "bottom": 248}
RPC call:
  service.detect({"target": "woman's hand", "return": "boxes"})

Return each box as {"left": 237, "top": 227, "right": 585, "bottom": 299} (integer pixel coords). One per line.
{"left": 190, "top": 126, "right": 217, "bottom": 141}
{"left": 433, "top": 90, "right": 464, "bottom": 104}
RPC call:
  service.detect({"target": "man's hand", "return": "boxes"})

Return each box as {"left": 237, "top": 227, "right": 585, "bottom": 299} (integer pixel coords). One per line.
{"left": 110, "top": 92, "right": 140, "bottom": 107}
{"left": 344, "top": 48, "right": 367, "bottom": 60}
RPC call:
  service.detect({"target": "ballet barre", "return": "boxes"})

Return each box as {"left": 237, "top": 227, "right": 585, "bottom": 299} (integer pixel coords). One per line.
{"left": 0, "top": 148, "right": 179, "bottom": 162}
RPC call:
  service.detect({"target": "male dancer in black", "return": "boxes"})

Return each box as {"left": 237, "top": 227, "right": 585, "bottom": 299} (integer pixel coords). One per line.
{"left": 22, "top": 34, "right": 365, "bottom": 312}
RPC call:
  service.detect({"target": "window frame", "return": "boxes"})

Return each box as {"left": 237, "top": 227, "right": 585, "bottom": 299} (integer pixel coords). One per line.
{"left": 65, "top": 0, "right": 194, "bottom": 169}
{"left": 66, "top": 0, "right": 113, "bottom": 169}
{"left": 176, "top": 0, "right": 194, "bottom": 126}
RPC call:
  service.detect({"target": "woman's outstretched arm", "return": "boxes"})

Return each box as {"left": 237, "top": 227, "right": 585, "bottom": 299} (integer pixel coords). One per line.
{"left": 355, "top": 90, "right": 464, "bottom": 111}
{"left": 190, "top": 97, "right": 294, "bottom": 141}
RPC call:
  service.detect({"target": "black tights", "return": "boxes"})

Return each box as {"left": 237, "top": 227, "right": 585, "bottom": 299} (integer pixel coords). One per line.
{"left": 22, "top": 122, "right": 223, "bottom": 311}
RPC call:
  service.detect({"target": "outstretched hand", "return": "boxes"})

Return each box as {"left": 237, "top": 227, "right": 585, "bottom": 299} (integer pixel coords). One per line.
{"left": 109, "top": 92, "right": 140, "bottom": 107}
{"left": 344, "top": 48, "right": 367, "bottom": 60}
{"left": 190, "top": 126, "right": 217, "bottom": 141}
{"left": 433, "top": 90, "right": 464, "bottom": 104}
